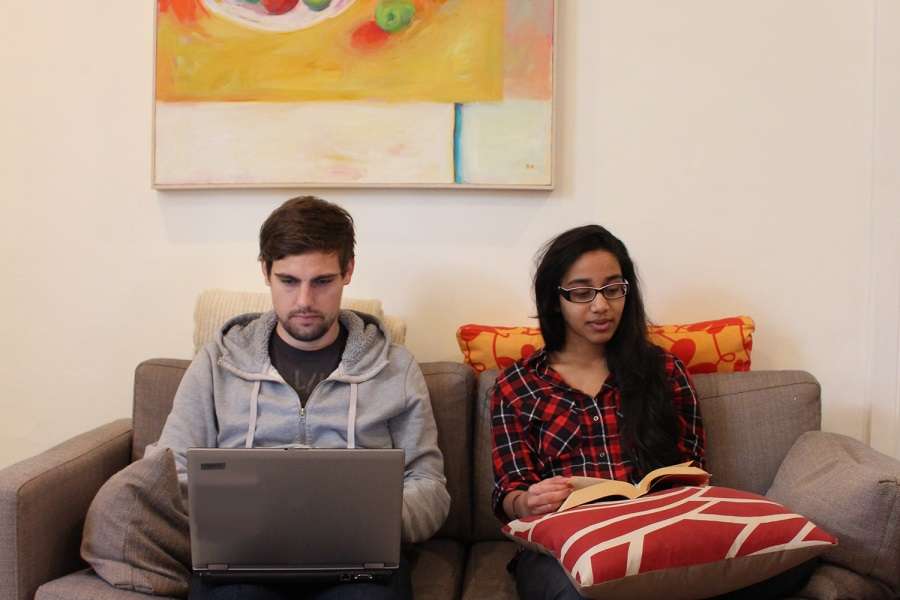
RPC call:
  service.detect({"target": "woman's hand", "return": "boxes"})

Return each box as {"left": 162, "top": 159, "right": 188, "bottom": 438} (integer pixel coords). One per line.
{"left": 505, "top": 476, "right": 573, "bottom": 519}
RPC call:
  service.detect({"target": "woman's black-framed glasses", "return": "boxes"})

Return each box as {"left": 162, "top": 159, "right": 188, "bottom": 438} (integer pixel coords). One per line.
{"left": 558, "top": 280, "right": 629, "bottom": 303}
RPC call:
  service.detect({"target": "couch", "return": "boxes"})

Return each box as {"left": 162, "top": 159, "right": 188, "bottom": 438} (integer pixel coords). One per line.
{"left": 5, "top": 356, "right": 899, "bottom": 599}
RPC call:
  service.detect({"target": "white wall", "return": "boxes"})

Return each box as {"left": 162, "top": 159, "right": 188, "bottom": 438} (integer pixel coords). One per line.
{"left": 2, "top": 1, "right": 897, "bottom": 468}
{"left": 868, "top": 0, "right": 900, "bottom": 458}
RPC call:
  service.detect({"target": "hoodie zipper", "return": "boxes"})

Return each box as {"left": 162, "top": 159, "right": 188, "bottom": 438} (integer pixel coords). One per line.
{"left": 297, "top": 376, "right": 335, "bottom": 444}
{"left": 297, "top": 403, "right": 307, "bottom": 445}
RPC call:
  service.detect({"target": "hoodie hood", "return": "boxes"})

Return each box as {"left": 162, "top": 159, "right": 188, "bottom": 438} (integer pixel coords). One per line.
{"left": 215, "top": 309, "right": 391, "bottom": 383}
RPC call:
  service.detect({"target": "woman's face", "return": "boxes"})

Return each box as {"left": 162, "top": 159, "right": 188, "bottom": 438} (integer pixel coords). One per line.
{"left": 558, "top": 249, "right": 627, "bottom": 353}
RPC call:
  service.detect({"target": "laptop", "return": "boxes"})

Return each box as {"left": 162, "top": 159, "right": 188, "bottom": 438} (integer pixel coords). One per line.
{"left": 186, "top": 447, "right": 404, "bottom": 582}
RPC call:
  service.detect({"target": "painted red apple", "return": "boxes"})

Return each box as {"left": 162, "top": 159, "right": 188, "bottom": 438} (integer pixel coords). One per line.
{"left": 261, "top": 0, "right": 299, "bottom": 15}
{"left": 351, "top": 20, "right": 389, "bottom": 49}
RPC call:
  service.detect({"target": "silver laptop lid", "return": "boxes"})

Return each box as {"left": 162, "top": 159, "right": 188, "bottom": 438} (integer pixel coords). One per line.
{"left": 187, "top": 447, "right": 403, "bottom": 574}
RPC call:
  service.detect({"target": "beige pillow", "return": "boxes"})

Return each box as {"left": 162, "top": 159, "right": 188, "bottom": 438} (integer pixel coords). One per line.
{"left": 767, "top": 431, "right": 900, "bottom": 597}
{"left": 81, "top": 449, "right": 190, "bottom": 597}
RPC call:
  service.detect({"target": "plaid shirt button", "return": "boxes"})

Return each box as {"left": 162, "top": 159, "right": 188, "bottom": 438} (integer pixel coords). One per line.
{"left": 592, "top": 415, "right": 599, "bottom": 421}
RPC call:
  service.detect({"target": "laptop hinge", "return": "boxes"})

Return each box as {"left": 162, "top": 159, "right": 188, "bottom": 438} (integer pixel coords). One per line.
{"left": 207, "top": 563, "right": 229, "bottom": 572}
{"left": 363, "top": 563, "right": 385, "bottom": 569}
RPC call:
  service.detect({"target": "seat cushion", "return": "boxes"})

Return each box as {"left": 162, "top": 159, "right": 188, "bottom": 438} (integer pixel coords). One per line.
{"left": 45, "top": 541, "right": 466, "bottom": 600}
{"left": 460, "top": 541, "right": 518, "bottom": 600}
{"left": 794, "top": 563, "right": 895, "bottom": 600}
{"left": 36, "top": 569, "right": 173, "bottom": 600}
{"left": 408, "top": 538, "right": 467, "bottom": 600}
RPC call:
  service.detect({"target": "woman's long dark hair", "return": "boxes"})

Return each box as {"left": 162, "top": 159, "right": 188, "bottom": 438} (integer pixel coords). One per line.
{"left": 534, "top": 225, "right": 681, "bottom": 476}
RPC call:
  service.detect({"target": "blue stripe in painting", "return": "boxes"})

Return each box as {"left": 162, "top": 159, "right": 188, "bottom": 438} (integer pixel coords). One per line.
{"left": 453, "top": 103, "right": 463, "bottom": 184}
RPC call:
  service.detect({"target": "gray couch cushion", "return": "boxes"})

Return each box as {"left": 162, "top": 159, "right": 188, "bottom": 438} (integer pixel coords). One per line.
{"left": 694, "top": 370, "right": 820, "bottom": 494}
{"left": 81, "top": 449, "right": 189, "bottom": 597}
{"left": 41, "top": 541, "right": 468, "bottom": 600}
{"left": 408, "top": 538, "right": 467, "bottom": 600}
{"left": 420, "top": 363, "right": 475, "bottom": 540}
{"left": 472, "top": 370, "right": 504, "bottom": 542}
{"left": 36, "top": 570, "right": 171, "bottom": 600}
{"left": 793, "top": 563, "right": 894, "bottom": 600}
{"left": 461, "top": 541, "right": 518, "bottom": 600}
{"left": 132, "top": 360, "right": 189, "bottom": 462}
{"left": 767, "top": 431, "right": 900, "bottom": 597}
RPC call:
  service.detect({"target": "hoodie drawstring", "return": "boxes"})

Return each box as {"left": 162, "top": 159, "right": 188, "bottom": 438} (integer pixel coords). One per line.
{"left": 347, "top": 383, "right": 358, "bottom": 449}
{"left": 246, "top": 380, "right": 261, "bottom": 448}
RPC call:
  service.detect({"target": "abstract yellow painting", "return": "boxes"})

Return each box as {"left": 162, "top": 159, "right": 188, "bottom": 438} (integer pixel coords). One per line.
{"left": 153, "top": 0, "right": 554, "bottom": 188}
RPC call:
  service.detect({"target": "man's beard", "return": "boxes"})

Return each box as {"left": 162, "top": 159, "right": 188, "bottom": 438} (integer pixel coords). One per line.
{"left": 280, "top": 312, "right": 335, "bottom": 344}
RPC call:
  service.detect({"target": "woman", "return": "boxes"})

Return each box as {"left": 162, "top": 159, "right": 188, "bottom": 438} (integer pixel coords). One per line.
{"left": 490, "top": 225, "right": 812, "bottom": 599}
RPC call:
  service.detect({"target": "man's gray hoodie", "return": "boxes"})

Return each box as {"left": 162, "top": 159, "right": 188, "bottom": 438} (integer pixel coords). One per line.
{"left": 149, "top": 309, "right": 450, "bottom": 543}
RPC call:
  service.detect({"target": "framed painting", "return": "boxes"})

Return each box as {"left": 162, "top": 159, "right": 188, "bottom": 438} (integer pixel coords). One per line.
{"left": 153, "top": 0, "right": 555, "bottom": 189}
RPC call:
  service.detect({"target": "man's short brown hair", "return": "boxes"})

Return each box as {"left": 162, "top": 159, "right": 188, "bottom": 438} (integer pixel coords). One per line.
{"left": 259, "top": 196, "right": 355, "bottom": 275}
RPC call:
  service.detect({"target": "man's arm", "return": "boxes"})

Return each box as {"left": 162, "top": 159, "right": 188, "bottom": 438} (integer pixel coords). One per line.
{"left": 145, "top": 347, "right": 219, "bottom": 498}
{"left": 390, "top": 357, "right": 450, "bottom": 543}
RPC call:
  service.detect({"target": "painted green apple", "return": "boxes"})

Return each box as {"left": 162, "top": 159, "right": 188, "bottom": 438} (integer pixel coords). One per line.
{"left": 375, "top": 0, "right": 415, "bottom": 33}
{"left": 303, "top": 0, "right": 332, "bottom": 11}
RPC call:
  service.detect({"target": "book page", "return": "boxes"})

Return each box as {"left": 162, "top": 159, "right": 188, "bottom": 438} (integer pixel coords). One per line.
{"left": 557, "top": 479, "right": 638, "bottom": 512}
{"left": 636, "top": 462, "right": 710, "bottom": 495}
{"left": 556, "top": 463, "right": 710, "bottom": 512}
{"left": 568, "top": 476, "right": 614, "bottom": 491}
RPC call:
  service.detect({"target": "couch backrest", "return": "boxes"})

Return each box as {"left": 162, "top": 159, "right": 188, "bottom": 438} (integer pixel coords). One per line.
{"left": 692, "top": 370, "right": 821, "bottom": 492}
{"left": 132, "top": 358, "right": 190, "bottom": 463}
{"left": 469, "top": 368, "right": 822, "bottom": 542}
{"left": 134, "top": 359, "right": 822, "bottom": 545}
{"left": 419, "top": 363, "right": 475, "bottom": 540}
{"left": 131, "top": 358, "right": 475, "bottom": 541}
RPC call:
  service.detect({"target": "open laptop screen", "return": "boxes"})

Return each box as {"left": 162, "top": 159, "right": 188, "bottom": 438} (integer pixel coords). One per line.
{"left": 187, "top": 447, "right": 403, "bottom": 581}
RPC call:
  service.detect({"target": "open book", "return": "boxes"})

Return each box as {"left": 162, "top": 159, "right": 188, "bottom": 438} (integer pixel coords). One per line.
{"left": 557, "top": 462, "right": 710, "bottom": 512}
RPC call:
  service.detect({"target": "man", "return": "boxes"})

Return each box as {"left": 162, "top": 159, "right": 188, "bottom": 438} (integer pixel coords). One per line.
{"left": 151, "top": 196, "right": 449, "bottom": 600}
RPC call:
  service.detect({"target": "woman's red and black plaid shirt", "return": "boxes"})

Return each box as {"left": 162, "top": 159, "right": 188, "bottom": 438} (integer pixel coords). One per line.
{"left": 490, "top": 348, "right": 705, "bottom": 519}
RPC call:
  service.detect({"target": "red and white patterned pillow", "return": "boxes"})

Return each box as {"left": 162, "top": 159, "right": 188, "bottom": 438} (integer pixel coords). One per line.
{"left": 502, "top": 486, "right": 836, "bottom": 599}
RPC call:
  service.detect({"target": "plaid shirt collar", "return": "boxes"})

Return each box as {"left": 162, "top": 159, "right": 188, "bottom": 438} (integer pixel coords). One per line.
{"left": 524, "top": 347, "right": 619, "bottom": 398}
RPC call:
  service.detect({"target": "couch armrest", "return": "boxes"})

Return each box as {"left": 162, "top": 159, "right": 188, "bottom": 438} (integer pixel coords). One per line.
{"left": 0, "top": 419, "right": 133, "bottom": 600}
{"left": 767, "top": 430, "right": 900, "bottom": 597}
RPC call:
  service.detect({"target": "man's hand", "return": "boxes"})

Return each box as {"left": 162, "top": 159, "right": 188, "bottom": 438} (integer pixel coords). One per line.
{"left": 505, "top": 476, "right": 573, "bottom": 519}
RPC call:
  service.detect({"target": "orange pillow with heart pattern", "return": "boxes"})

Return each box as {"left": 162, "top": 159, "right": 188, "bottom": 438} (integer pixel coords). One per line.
{"left": 456, "top": 316, "right": 754, "bottom": 375}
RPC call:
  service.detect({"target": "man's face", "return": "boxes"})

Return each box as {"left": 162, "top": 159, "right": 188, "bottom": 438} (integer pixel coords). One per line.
{"left": 263, "top": 252, "right": 354, "bottom": 351}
